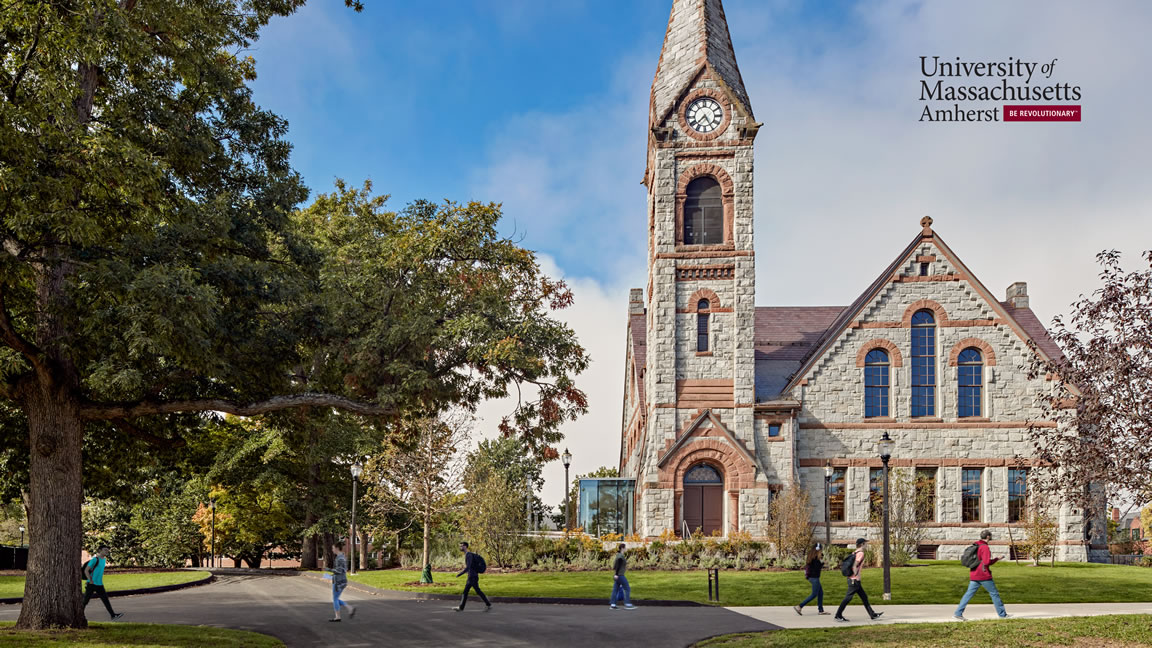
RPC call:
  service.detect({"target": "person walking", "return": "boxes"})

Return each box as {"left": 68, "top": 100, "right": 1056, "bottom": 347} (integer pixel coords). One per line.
{"left": 325, "top": 540, "right": 356, "bottom": 622}
{"left": 834, "top": 538, "right": 883, "bottom": 623}
{"left": 954, "top": 529, "right": 1010, "bottom": 621}
{"left": 794, "top": 544, "right": 829, "bottom": 615}
{"left": 82, "top": 545, "right": 124, "bottom": 621}
{"left": 454, "top": 541, "right": 491, "bottom": 612}
{"left": 609, "top": 543, "right": 636, "bottom": 610}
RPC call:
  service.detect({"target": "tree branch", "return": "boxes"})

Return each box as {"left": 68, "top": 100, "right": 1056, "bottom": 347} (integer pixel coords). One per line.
{"left": 110, "top": 418, "right": 186, "bottom": 448}
{"left": 0, "top": 287, "right": 50, "bottom": 384}
{"left": 79, "top": 393, "right": 393, "bottom": 420}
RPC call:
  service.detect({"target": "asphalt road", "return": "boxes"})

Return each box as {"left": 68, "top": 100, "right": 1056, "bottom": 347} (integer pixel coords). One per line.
{"left": 0, "top": 573, "right": 779, "bottom": 647}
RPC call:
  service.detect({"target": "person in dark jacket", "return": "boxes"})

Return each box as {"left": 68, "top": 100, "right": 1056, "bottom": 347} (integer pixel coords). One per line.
{"left": 609, "top": 543, "right": 635, "bottom": 610}
{"left": 454, "top": 541, "right": 491, "bottom": 612}
{"left": 834, "top": 538, "right": 883, "bottom": 622}
{"left": 954, "top": 529, "right": 1010, "bottom": 620}
{"left": 794, "top": 544, "right": 829, "bottom": 615}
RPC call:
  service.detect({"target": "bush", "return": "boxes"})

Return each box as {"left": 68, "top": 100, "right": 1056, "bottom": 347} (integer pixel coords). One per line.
{"left": 823, "top": 545, "right": 854, "bottom": 570}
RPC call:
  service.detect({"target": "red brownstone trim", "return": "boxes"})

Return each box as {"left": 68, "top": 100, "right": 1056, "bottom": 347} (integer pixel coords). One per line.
{"left": 855, "top": 339, "right": 904, "bottom": 367}
{"left": 799, "top": 421, "right": 1057, "bottom": 429}
{"left": 655, "top": 251, "right": 754, "bottom": 259}
{"left": 902, "top": 299, "right": 949, "bottom": 326}
{"left": 687, "top": 288, "right": 721, "bottom": 311}
{"left": 677, "top": 307, "right": 733, "bottom": 314}
{"left": 676, "top": 87, "right": 733, "bottom": 142}
{"left": 916, "top": 255, "right": 937, "bottom": 263}
{"left": 948, "top": 338, "right": 998, "bottom": 366}
{"left": 695, "top": 351, "right": 713, "bottom": 357}
{"left": 675, "top": 150, "right": 736, "bottom": 159}
{"left": 852, "top": 318, "right": 1004, "bottom": 329}
{"left": 799, "top": 457, "right": 1045, "bottom": 468}
{"left": 891, "top": 273, "right": 965, "bottom": 283}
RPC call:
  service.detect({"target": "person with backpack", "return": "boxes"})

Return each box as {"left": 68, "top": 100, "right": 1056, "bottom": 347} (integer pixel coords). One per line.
{"left": 834, "top": 538, "right": 883, "bottom": 622}
{"left": 954, "top": 529, "right": 1010, "bottom": 621}
{"left": 324, "top": 540, "right": 357, "bottom": 622}
{"left": 609, "top": 543, "right": 635, "bottom": 610}
{"left": 454, "top": 541, "right": 491, "bottom": 612}
{"left": 82, "top": 545, "right": 124, "bottom": 621}
{"left": 794, "top": 543, "right": 829, "bottom": 615}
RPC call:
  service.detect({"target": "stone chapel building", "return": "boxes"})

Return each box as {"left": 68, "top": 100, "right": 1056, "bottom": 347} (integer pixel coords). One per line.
{"left": 617, "top": 0, "right": 1104, "bottom": 561}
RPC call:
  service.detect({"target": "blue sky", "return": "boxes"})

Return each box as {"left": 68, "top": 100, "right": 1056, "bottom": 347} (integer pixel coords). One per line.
{"left": 250, "top": 1, "right": 1152, "bottom": 505}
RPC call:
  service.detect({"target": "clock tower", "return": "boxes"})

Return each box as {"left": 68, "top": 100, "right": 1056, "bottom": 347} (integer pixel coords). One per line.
{"left": 631, "top": 0, "right": 766, "bottom": 537}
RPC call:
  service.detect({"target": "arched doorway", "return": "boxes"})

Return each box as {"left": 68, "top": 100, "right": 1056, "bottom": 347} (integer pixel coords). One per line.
{"left": 683, "top": 463, "right": 724, "bottom": 536}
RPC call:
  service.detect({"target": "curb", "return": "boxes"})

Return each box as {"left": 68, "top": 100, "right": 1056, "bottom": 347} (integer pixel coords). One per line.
{"left": 301, "top": 572, "right": 706, "bottom": 607}
{"left": 0, "top": 573, "right": 215, "bottom": 605}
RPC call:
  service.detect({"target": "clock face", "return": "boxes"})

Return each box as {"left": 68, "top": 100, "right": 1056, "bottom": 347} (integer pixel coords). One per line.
{"left": 686, "top": 97, "right": 724, "bottom": 133}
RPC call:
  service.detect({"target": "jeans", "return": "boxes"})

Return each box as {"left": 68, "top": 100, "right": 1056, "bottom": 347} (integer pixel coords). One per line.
{"left": 610, "top": 574, "right": 631, "bottom": 606}
{"left": 332, "top": 581, "right": 349, "bottom": 614}
{"left": 799, "top": 577, "right": 823, "bottom": 611}
{"left": 83, "top": 583, "right": 116, "bottom": 617}
{"left": 835, "top": 579, "right": 876, "bottom": 618}
{"left": 955, "top": 579, "right": 1006, "bottom": 617}
{"left": 460, "top": 577, "right": 490, "bottom": 609}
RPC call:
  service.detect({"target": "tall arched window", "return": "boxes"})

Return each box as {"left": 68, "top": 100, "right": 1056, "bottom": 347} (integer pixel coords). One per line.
{"left": 697, "top": 299, "right": 710, "bottom": 352}
{"left": 957, "top": 347, "right": 983, "bottom": 417}
{"left": 684, "top": 177, "right": 723, "bottom": 245}
{"left": 864, "top": 348, "right": 890, "bottom": 418}
{"left": 911, "top": 310, "right": 936, "bottom": 417}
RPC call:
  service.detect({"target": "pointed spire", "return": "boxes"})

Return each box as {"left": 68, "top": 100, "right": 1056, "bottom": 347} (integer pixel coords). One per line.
{"left": 650, "top": 0, "right": 752, "bottom": 126}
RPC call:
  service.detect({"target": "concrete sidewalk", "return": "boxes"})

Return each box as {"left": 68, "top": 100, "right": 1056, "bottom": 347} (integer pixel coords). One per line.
{"left": 727, "top": 602, "right": 1152, "bottom": 629}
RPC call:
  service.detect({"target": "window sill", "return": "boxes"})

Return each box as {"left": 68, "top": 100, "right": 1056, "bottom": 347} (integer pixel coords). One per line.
{"left": 675, "top": 243, "right": 735, "bottom": 252}
{"left": 958, "top": 417, "right": 991, "bottom": 422}
{"left": 911, "top": 417, "right": 942, "bottom": 422}
{"left": 696, "top": 351, "right": 713, "bottom": 357}
{"left": 763, "top": 436, "right": 786, "bottom": 442}
{"left": 863, "top": 416, "right": 894, "bottom": 422}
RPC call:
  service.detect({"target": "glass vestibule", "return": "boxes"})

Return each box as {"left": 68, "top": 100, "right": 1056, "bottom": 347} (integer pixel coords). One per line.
{"left": 577, "top": 478, "right": 635, "bottom": 536}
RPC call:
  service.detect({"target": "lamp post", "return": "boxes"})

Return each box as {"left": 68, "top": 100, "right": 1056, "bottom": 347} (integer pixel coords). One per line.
{"left": 877, "top": 431, "right": 895, "bottom": 601}
{"left": 823, "top": 463, "right": 833, "bottom": 549}
{"left": 208, "top": 498, "right": 216, "bottom": 569}
{"left": 350, "top": 461, "right": 362, "bottom": 575}
{"left": 562, "top": 448, "right": 572, "bottom": 531}
{"left": 19, "top": 525, "right": 25, "bottom": 547}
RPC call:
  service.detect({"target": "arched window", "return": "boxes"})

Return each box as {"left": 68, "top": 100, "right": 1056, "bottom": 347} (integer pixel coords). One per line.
{"left": 697, "top": 299, "right": 710, "bottom": 352}
{"left": 684, "top": 177, "right": 723, "bottom": 245}
{"left": 864, "top": 348, "right": 890, "bottom": 418}
{"left": 957, "top": 347, "right": 983, "bottom": 417}
{"left": 910, "top": 310, "right": 936, "bottom": 417}
{"left": 684, "top": 463, "right": 723, "bottom": 484}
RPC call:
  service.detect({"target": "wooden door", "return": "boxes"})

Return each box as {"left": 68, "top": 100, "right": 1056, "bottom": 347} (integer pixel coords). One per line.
{"left": 683, "top": 485, "right": 703, "bottom": 534}
{"left": 701, "top": 486, "right": 723, "bottom": 535}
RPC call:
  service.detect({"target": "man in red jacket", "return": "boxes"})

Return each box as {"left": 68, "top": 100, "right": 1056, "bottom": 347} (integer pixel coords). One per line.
{"left": 954, "top": 529, "right": 1010, "bottom": 620}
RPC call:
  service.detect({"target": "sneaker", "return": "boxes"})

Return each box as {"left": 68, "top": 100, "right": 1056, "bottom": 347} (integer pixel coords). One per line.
{"left": 793, "top": 605, "right": 803, "bottom": 616}
{"left": 817, "top": 611, "right": 830, "bottom": 615}
{"left": 610, "top": 604, "right": 618, "bottom": 609}
{"left": 624, "top": 604, "right": 636, "bottom": 610}
{"left": 328, "top": 618, "right": 341, "bottom": 622}
{"left": 834, "top": 616, "right": 849, "bottom": 623}
{"left": 999, "top": 613, "right": 1012, "bottom": 619}
{"left": 484, "top": 605, "right": 492, "bottom": 612}
{"left": 349, "top": 605, "right": 357, "bottom": 619}
{"left": 870, "top": 612, "right": 884, "bottom": 620}
{"left": 453, "top": 606, "right": 463, "bottom": 612}
{"left": 111, "top": 613, "right": 124, "bottom": 621}
{"left": 953, "top": 615, "right": 967, "bottom": 622}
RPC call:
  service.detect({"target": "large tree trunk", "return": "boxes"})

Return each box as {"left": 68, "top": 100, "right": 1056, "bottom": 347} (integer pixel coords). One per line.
{"left": 322, "top": 532, "right": 335, "bottom": 568}
{"left": 360, "top": 531, "right": 369, "bottom": 570}
{"left": 300, "top": 533, "right": 319, "bottom": 570}
{"left": 15, "top": 389, "right": 86, "bottom": 629}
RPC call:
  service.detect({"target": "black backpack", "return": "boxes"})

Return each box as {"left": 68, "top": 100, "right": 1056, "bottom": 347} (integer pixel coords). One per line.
{"left": 840, "top": 553, "right": 856, "bottom": 577}
{"left": 960, "top": 543, "right": 981, "bottom": 570}
{"left": 473, "top": 553, "right": 487, "bottom": 574}
{"left": 80, "top": 557, "right": 96, "bottom": 581}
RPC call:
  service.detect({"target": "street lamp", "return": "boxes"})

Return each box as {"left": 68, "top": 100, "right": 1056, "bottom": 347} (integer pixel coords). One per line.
{"left": 350, "top": 461, "right": 362, "bottom": 576}
{"left": 19, "top": 525, "right": 25, "bottom": 547}
{"left": 208, "top": 498, "right": 216, "bottom": 570}
{"left": 562, "top": 448, "right": 572, "bottom": 531}
{"left": 823, "top": 463, "right": 833, "bottom": 549}
{"left": 877, "top": 431, "right": 895, "bottom": 601}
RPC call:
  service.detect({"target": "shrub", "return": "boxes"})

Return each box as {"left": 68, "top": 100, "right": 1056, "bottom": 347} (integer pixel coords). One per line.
{"left": 823, "top": 545, "right": 853, "bottom": 570}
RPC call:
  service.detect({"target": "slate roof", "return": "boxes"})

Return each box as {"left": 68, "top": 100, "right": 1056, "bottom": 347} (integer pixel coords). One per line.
{"left": 628, "top": 314, "right": 647, "bottom": 405}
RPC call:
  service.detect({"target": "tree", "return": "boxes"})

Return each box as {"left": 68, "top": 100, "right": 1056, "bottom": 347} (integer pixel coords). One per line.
{"left": 557, "top": 466, "right": 618, "bottom": 530}
{"left": 1, "top": 1, "right": 587, "bottom": 629}
{"left": 362, "top": 413, "right": 471, "bottom": 582}
{"left": 468, "top": 436, "right": 548, "bottom": 529}
{"left": 460, "top": 471, "right": 525, "bottom": 568}
{"left": 768, "top": 481, "right": 813, "bottom": 562}
{"left": 1022, "top": 492, "right": 1060, "bottom": 566}
{"left": 868, "top": 469, "right": 933, "bottom": 566}
{"left": 1027, "top": 251, "right": 1152, "bottom": 512}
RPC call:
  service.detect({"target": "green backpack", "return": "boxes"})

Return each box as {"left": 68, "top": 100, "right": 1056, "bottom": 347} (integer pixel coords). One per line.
{"left": 960, "top": 543, "right": 981, "bottom": 570}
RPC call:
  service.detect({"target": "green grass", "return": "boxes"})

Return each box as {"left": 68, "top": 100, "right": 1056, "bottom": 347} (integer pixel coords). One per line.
{"left": 0, "top": 571, "right": 207, "bottom": 599}
{"left": 694, "top": 614, "right": 1152, "bottom": 647}
{"left": 351, "top": 561, "right": 1152, "bottom": 607}
{"left": 0, "top": 622, "right": 282, "bottom": 647}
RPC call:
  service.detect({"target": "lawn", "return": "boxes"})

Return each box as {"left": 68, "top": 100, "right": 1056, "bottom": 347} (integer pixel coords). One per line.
{"left": 351, "top": 561, "right": 1152, "bottom": 607}
{"left": 0, "top": 622, "right": 282, "bottom": 647}
{"left": 0, "top": 571, "right": 207, "bottom": 599}
{"left": 694, "top": 614, "right": 1152, "bottom": 647}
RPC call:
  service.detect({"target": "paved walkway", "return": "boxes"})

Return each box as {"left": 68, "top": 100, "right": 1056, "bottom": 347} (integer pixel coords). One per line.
{"left": 0, "top": 573, "right": 777, "bottom": 648}
{"left": 728, "top": 601, "right": 1152, "bottom": 629}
